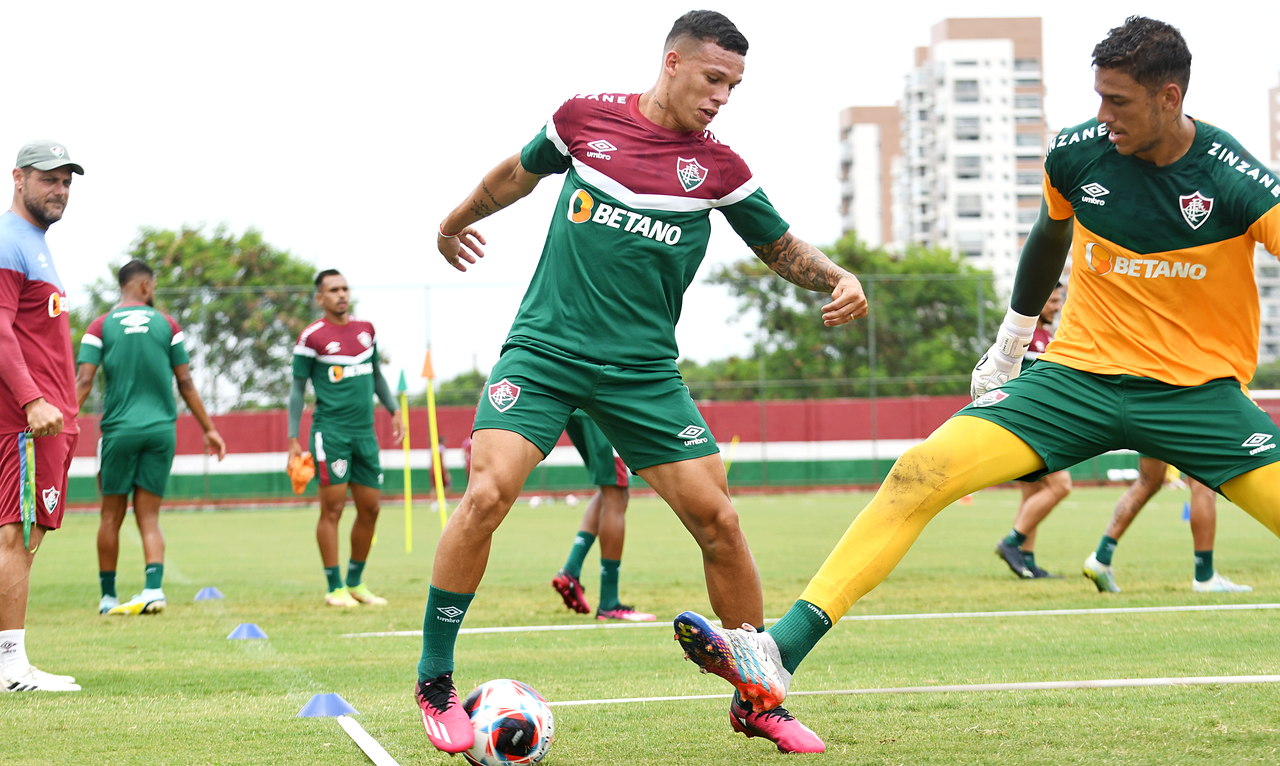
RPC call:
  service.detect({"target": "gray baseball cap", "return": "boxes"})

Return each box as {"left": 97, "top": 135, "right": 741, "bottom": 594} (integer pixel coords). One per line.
{"left": 15, "top": 141, "right": 84, "bottom": 175}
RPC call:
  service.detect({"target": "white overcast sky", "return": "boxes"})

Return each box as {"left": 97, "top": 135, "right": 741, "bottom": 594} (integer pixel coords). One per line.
{"left": 4, "top": 1, "right": 1277, "bottom": 391}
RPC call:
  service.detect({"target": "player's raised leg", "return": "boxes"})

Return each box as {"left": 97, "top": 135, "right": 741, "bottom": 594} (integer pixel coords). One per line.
{"left": 676, "top": 417, "right": 1044, "bottom": 713}
{"left": 416, "top": 428, "right": 544, "bottom": 754}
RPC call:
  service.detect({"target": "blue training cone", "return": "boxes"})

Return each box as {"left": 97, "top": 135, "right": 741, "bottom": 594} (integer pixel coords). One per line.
{"left": 1182, "top": 501, "right": 1191, "bottom": 521}
{"left": 298, "top": 693, "right": 358, "bottom": 717}
{"left": 227, "top": 623, "right": 268, "bottom": 640}
{"left": 195, "top": 587, "right": 225, "bottom": 601}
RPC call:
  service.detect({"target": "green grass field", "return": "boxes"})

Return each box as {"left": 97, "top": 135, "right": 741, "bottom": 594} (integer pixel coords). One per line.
{"left": 3, "top": 486, "right": 1277, "bottom": 765}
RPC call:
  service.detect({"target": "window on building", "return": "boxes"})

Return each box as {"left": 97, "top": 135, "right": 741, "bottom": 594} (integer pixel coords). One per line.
{"left": 1015, "top": 132, "right": 1041, "bottom": 146}
{"left": 1016, "top": 171, "right": 1041, "bottom": 186}
{"left": 1015, "top": 93, "right": 1042, "bottom": 110}
{"left": 957, "top": 194, "right": 982, "bottom": 218}
{"left": 954, "top": 80, "right": 979, "bottom": 103}
{"left": 955, "top": 156, "right": 981, "bottom": 179}
{"left": 1017, "top": 207, "right": 1039, "bottom": 224}
{"left": 955, "top": 116, "right": 980, "bottom": 140}
{"left": 1014, "top": 58, "right": 1039, "bottom": 71}
{"left": 956, "top": 231, "right": 984, "bottom": 257}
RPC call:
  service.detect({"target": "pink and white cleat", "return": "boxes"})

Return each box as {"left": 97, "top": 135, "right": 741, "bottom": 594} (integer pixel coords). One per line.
{"left": 415, "top": 672, "right": 474, "bottom": 754}
{"left": 730, "top": 696, "right": 825, "bottom": 753}
{"left": 596, "top": 604, "right": 656, "bottom": 622}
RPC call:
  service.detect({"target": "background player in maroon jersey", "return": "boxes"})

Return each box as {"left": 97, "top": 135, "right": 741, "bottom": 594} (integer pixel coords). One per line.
{"left": 0, "top": 141, "right": 84, "bottom": 691}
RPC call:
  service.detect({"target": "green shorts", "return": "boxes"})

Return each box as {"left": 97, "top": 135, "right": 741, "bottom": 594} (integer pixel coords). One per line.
{"left": 960, "top": 361, "right": 1280, "bottom": 489}
{"left": 474, "top": 341, "right": 719, "bottom": 471}
{"left": 311, "top": 427, "right": 382, "bottom": 489}
{"left": 99, "top": 427, "right": 176, "bottom": 497}
{"left": 565, "top": 411, "right": 628, "bottom": 488}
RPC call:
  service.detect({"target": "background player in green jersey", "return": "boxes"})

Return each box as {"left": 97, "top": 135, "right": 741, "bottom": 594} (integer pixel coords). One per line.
{"left": 1084, "top": 457, "right": 1252, "bottom": 593}
{"left": 76, "top": 260, "right": 226, "bottom": 615}
{"left": 550, "top": 411, "right": 655, "bottom": 622}
{"left": 289, "top": 270, "right": 401, "bottom": 608}
{"left": 419, "top": 10, "right": 866, "bottom": 755}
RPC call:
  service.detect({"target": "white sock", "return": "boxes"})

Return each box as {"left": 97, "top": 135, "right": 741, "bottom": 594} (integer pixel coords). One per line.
{"left": 0, "top": 629, "right": 30, "bottom": 677}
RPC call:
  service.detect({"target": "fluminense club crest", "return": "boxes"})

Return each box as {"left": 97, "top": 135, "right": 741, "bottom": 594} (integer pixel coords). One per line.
{"left": 331, "top": 458, "right": 348, "bottom": 478}
{"left": 42, "top": 486, "right": 60, "bottom": 512}
{"left": 488, "top": 378, "right": 521, "bottom": 413}
{"left": 1179, "top": 191, "right": 1214, "bottom": 230}
{"left": 676, "top": 157, "right": 709, "bottom": 192}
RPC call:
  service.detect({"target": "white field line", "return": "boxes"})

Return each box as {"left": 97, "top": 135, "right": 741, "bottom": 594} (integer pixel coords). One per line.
{"left": 549, "top": 675, "right": 1280, "bottom": 707}
{"left": 341, "top": 602, "right": 1280, "bottom": 638}
{"left": 336, "top": 716, "right": 401, "bottom": 766}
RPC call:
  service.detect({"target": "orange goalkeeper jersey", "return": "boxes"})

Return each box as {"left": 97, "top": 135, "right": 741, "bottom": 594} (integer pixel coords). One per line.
{"left": 1039, "top": 118, "right": 1280, "bottom": 385}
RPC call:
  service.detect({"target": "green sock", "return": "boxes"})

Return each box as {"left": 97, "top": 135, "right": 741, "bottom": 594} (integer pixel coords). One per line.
{"left": 418, "top": 586, "right": 475, "bottom": 681}
{"left": 144, "top": 563, "right": 164, "bottom": 591}
{"left": 1002, "top": 529, "right": 1027, "bottom": 548}
{"left": 1194, "top": 550, "right": 1214, "bottom": 582}
{"left": 346, "top": 559, "right": 366, "bottom": 588}
{"left": 1021, "top": 551, "right": 1037, "bottom": 570}
{"left": 100, "top": 571, "right": 117, "bottom": 599}
{"left": 563, "top": 532, "right": 596, "bottom": 580}
{"left": 324, "top": 566, "right": 344, "bottom": 592}
{"left": 765, "top": 600, "right": 834, "bottom": 674}
{"left": 1096, "top": 536, "right": 1119, "bottom": 566}
{"left": 598, "top": 558, "right": 621, "bottom": 610}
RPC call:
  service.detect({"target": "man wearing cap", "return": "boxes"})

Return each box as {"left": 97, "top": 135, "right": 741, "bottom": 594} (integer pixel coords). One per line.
{"left": 0, "top": 141, "right": 84, "bottom": 691}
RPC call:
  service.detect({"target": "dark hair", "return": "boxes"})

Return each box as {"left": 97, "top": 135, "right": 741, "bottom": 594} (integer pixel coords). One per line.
{"left": 117, "top": 259, "right": 154, "bottom": 287}
{"left": 1092, "top": 16, "right": 1191, "bottom": 95}
{"left": 665, "top": 10, "right": 747, "bottom": 55}
{"left": 314, "top": 268, "right": 342, "bottom": 290}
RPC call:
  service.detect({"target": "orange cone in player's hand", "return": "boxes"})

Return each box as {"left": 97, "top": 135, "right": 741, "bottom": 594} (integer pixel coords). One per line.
{"left": 288, "top": 452, "right": 315, "bottom": 494}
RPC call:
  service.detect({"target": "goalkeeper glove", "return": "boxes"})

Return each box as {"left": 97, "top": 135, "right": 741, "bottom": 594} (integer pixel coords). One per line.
{"left": 971, "top": 309, "right": 1037, "bottom": 399}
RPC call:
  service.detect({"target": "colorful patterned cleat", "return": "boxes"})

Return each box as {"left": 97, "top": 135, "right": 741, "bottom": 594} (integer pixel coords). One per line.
{"left": 1192, "top": 573, "right": 1253, "bottom": 593}
{"left": 673, "top": 611, "right": 790, "bottom": 713}
{"left": 730, "top": 696, "right": 825, "bottom": 753}
{"left": 108, "top": 590, "right": 166, "bottom": 615}
{"left": 325, "top": 587, "right": 359, "bottom": 607}
{"left": 551, "top": 570, "right": 590, "bottom": 614}
{"left": 416, "top": 672, "right": 474, "bottom": 754}
{"left": 1082, "top": 553, "right": 1121, "bottom": 593}
{"left": 596, "top": 604, "right": 656, "bottom": 622}
{"left": 347, "top": 584, "right": 388, "bottom": 605}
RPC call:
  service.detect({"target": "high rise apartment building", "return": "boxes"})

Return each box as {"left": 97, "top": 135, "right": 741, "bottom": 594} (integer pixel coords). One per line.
{"left": 838, "top": 18, "right": 1046, "bottom": 294}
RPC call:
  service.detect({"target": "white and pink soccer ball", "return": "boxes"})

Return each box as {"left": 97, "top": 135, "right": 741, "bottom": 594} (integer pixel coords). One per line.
{"left": 462, "top": 679, "right": 555, "bottom": 766}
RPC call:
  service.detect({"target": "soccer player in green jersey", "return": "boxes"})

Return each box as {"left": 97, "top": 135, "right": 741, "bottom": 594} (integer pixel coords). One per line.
{"left": 289, "top": 270, "right": 402, "bottom": 608}
{"left": 417, "top": 11, "right": 866, "bottom": 755}
{"left": 76, "top": 260, "right": 226, "bottom": 616}
{"left": 672, "top": 17, "right": 1280, "bottom": 744}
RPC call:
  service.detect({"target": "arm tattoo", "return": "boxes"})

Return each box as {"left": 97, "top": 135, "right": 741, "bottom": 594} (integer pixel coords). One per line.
{"left": 750, "top": 232, "right": 846, "bottom": 292}
{"left": 468, "top": 180, "right": 507, "bottom": 219}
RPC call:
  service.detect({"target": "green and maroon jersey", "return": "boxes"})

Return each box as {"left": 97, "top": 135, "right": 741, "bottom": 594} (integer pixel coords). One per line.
{"left": 78, "top": 302, "right": 189, "bottom": 433}
{"left": 292, "top": 318, "right": 380, "bottom": 433}
{"left": 511, "top": 93, "right": 789, "bottom": 369}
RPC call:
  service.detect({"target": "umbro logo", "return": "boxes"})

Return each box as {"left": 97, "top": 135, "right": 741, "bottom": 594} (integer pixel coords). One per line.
{"left": 678, "top": 425, "right": 709, "bottom": 446}
{"left": 436, "top": 606, "right": 465, "bottom": 623}
{"left": 586, "top": 139, "right": 617, "bottom": 161}
{"left": 1081, "top": 182, "right": 1109, "bottom": 206}
{"left": 1243, "top": 433, "right": 1276, "bottom": 455}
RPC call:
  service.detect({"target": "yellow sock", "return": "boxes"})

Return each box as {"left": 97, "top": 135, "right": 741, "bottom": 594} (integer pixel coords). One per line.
{"left": 800, "top": 416, "right": 1044, "bottom": 619}
{"left": 1221, "top": 462, "right": 1280, "bottom": 537}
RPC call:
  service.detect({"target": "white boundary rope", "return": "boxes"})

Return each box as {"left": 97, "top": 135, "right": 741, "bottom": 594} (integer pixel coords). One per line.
{"left": 550, "top": 674, "right": 1280, "bottom": 707}
{"left": 341, "top": 602, "right": 1280, "bottom": 639}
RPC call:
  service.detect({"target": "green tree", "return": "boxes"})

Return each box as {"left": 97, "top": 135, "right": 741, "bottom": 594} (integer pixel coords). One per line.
{"left": 424, "top": 368, "right": 489, "bottom": 408}
{"left": 682, "top": 232, "right": 1000, "bottom": 399}
{"left": 1250, "top": 359, "right": 1280, "bottom": 390}
{"left": 73, "top": 226, "right": 317, "bottom": 411}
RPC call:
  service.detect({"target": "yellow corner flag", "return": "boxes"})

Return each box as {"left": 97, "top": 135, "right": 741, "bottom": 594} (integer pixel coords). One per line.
{"left": 423, "top": 351, "right": 450, "bottom": 532}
